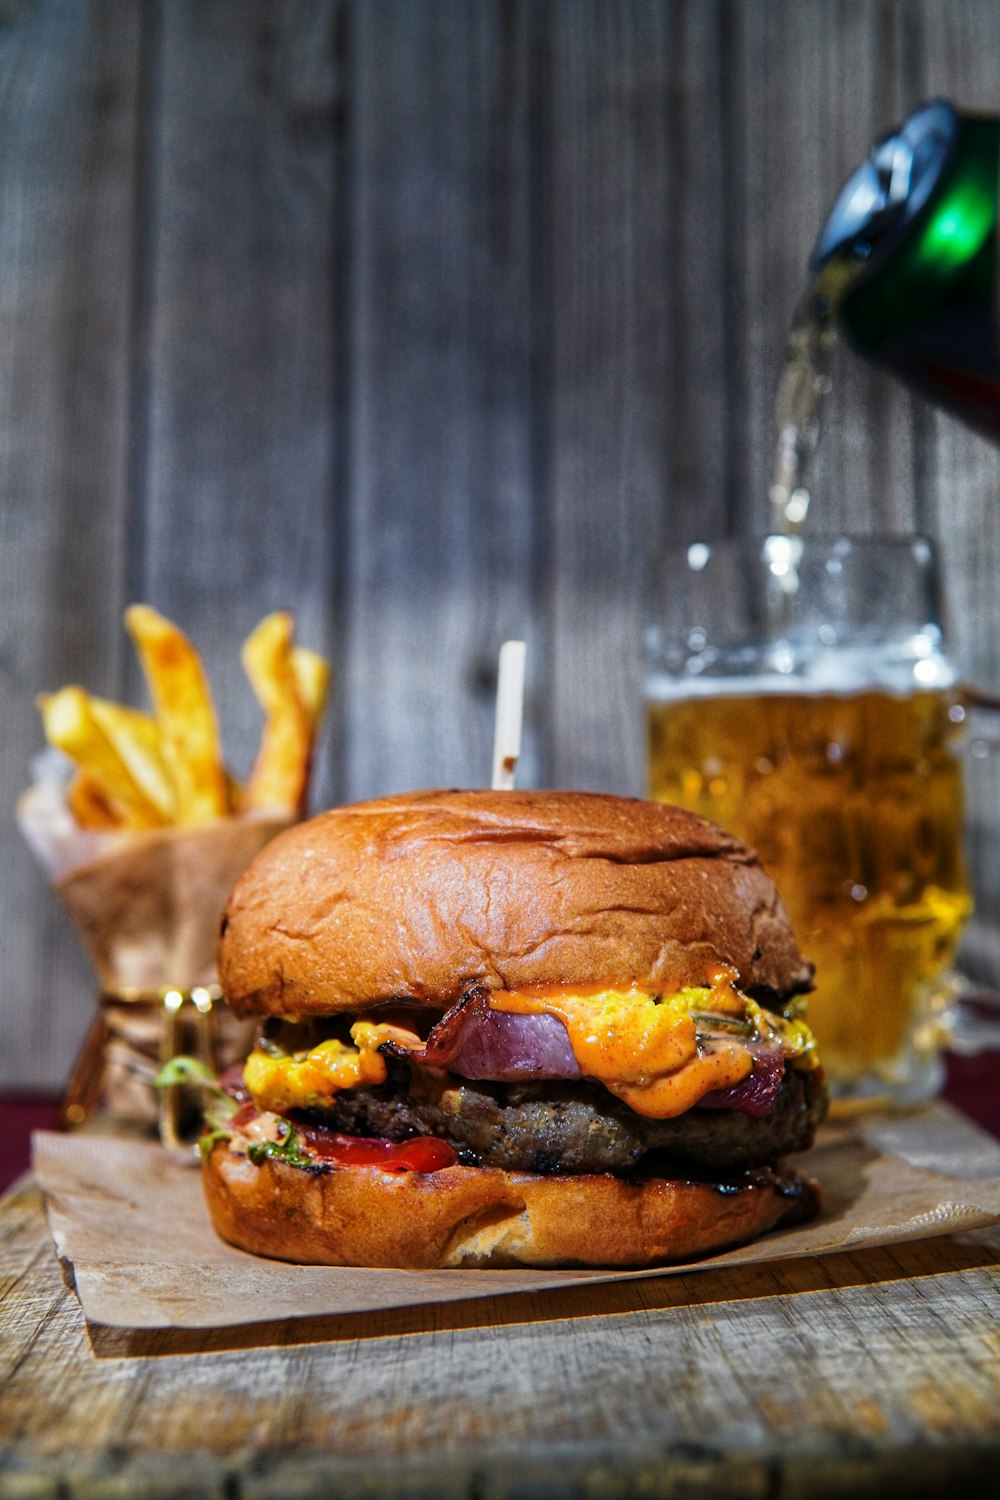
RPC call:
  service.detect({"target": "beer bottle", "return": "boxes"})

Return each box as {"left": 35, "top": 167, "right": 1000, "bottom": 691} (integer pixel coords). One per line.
{"left": 814, "top": 100, "right": 1000, "bottom": 439}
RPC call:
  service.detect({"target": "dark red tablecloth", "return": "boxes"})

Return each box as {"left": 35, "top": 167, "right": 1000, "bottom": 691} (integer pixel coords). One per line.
{"left": 1, "top": 1094, "right": 60, "bottom": 1193}
{"left": 3, "top": 1055, "right": 998, "bottom": 1197}
{"left": 943, "top": 1049, "right": 1000, "bottom": 1141}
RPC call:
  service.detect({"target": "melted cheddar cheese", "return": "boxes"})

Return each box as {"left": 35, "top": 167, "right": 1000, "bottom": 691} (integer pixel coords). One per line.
{"left": 243, "top": 982, "right": 817, "bottom": 1121}
{"left": 243, "top": 1020, "right": 422, "bottom": 1112}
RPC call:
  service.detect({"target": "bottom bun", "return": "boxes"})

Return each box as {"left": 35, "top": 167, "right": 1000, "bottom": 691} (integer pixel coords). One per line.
{"left": 202, "top": 1142, "right": 821, "bottom": 1269}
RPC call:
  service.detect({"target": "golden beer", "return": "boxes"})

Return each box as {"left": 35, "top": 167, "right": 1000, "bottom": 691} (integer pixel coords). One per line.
{"left": 646, "top": 687, "right": 972, "bottom": 1084}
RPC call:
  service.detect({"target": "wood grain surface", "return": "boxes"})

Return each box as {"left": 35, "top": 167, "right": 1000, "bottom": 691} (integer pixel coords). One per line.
{"left": 1, "top": 1175, "right": 999, "bottom": 1497}
{"left": 0, "top": 0, "right": 143, "bottom": 1085}
{"left": 344, "top": 0, "right": 541, "bottom": 797}
{"left": 137, "top": 0, "right": 341, "bottom": 805}
{"left": 4, "top": 0, "right": 1000, "bottom": 1089}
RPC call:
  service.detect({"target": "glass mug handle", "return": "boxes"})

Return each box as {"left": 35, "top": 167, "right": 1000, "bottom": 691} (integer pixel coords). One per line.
{"left": 946, "top": 685, "right": 1000, "bottom": 1054}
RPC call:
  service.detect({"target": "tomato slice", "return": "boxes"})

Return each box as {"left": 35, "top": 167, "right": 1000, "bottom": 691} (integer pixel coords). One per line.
{"left": 297, "top": 1126, "right": 457, "bottom": 1172}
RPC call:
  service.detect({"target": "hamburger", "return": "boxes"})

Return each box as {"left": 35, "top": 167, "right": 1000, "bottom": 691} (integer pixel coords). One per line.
{"left": 201, "top": 789, "right": 826, "bottom": 1268}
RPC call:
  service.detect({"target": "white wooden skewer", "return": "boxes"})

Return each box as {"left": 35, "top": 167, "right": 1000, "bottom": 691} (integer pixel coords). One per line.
{"left": 491, "top": 640, "right": 526, "bottom": 791}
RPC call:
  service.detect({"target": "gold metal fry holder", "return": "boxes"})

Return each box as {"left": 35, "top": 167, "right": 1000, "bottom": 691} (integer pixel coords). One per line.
{"left": 59, "top": 984, "right": 224, "bottom": 1148}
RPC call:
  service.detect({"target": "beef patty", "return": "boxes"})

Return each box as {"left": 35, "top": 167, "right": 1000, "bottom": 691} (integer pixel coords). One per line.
{"left": 299, "top": 1057, "right": 825, "bottom": 1174}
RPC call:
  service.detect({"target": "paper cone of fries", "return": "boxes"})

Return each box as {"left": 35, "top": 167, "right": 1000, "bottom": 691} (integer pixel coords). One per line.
{"left": 18, "top": 778, "right": 291, "bottom": 1132}
{"left": 21, "top": 604, "right": 331, "bottom": 1136}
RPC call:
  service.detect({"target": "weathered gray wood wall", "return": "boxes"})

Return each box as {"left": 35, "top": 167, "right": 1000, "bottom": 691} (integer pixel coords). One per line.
{"left": 2, "top": 0, "right": 1000, "bottom": 1089}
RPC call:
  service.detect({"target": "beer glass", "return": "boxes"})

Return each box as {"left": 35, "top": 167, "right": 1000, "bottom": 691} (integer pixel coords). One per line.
{"left": 643, "top": 534, "right": 1000, "bottom": 1107}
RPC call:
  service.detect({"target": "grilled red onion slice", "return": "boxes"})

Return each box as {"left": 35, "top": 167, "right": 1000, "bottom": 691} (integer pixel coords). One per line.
{"left": 388, "top": 987, "right": 581, "bottom": 1082}
{"left": 696, "top": 1048, "right": 785, "bottom": 1117}
{"left": 443, "top": 1009, "right": 582, "bottom": 1081}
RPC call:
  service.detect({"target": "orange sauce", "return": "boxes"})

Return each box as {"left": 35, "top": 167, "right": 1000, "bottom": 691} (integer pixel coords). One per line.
{"left": 490, "top": 979, "right": 754, "bottom": 1118}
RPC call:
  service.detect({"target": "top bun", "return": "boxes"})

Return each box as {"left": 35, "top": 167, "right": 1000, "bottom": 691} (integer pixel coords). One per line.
{"left": 219, "top": 790, "right": 812, "bottom": 1019}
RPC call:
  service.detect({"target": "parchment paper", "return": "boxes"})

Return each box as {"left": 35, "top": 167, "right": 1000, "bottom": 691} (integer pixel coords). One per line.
{"left": 33, "top": 1102, "right": 1000, "bottom": 1331}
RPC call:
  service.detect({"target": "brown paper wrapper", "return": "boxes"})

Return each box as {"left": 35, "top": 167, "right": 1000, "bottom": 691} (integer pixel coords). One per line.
{"left": 52, "top": 816, "right": 289, "bottom": 992}
{"left": 31, "top": 1103, "right": 1000, "bottom": 1332}
{"left": 18, "top": 782, "right": 289, "bottom": 1131}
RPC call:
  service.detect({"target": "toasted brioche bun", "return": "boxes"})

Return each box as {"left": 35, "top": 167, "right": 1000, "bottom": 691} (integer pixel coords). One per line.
{"left": 202, "top": 1139, "right": 819, "bottom": 1269}
{"left": 219, "top": 790, "right": 812, "bottom": 1019}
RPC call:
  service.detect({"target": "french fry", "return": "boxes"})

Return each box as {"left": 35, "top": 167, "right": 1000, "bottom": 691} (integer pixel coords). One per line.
{"left": 88, "top": 697, "right": 175, "bottom": 822}
{"left": 240, "top": 612, "right": 312, "bottom": 815}
{"left": 124, "top": 605, "right": 230, "bottom": 825}
{"left": 291, "top": 645, "right": 331, "bottom": 809}
{"left": 290, "top": 646, "right": 332, "bottom": 731}
{"left": 66, "top": 770, "right": 127, "bottom": 830}
{"left": 38, "top": 687, "right": 167, "bottom": 829}
{"left": 38, "top": 605, "right": 329, "bottom": 836}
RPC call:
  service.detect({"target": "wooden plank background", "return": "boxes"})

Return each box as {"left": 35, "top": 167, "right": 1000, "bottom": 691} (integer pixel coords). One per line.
{"left": 2, "top": 0, "right": 1000, "bottom": 1089}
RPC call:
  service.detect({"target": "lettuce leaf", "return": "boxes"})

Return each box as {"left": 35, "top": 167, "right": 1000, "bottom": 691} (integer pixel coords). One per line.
{"left": 153, "top": 1055, "right": 240, "bottom": 1157}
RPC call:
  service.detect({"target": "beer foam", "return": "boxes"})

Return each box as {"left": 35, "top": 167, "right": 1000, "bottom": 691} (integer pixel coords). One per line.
{"left": 643, "top": 646, "right": 955, "bottom": 702}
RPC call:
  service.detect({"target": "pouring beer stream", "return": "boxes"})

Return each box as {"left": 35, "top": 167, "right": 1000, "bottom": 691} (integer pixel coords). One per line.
{"left": 772, "top": 96, "right": 1000, "bottom": 539}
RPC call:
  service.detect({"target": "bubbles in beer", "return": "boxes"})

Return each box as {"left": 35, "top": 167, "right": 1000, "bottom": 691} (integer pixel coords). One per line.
{"left": 646, "top": 685, "right": 972, "bottom": 1084}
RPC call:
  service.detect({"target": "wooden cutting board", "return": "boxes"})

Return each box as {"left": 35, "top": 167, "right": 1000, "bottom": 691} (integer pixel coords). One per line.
{"left": 1, "top": 1168, "right": 999, "bottom": 1497}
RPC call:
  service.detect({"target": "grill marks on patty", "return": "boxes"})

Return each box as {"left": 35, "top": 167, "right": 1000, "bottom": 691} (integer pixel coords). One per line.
{"left": 295, "top": 1054, "right": 825, "bottom": 1175}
